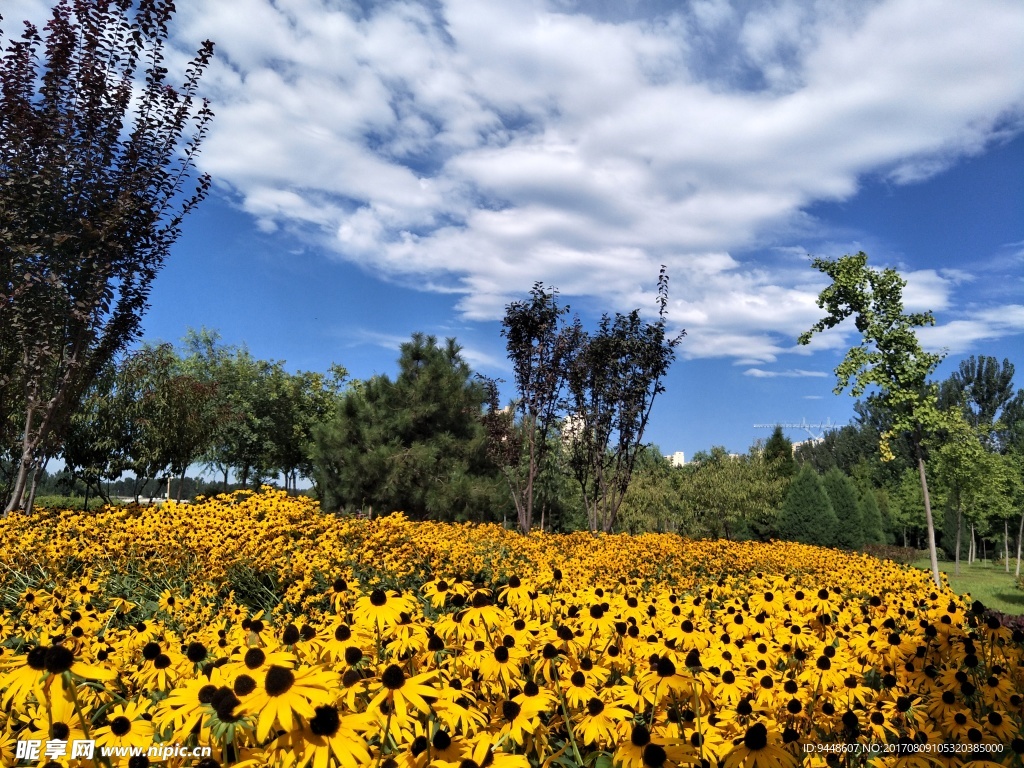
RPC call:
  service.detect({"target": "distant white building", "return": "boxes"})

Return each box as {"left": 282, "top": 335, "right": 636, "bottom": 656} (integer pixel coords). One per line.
{"left": 792, "top": 438, "right": 824, "bottom": 454}
{"left": 667, "top": 451, "right": 686, "bottom": 467}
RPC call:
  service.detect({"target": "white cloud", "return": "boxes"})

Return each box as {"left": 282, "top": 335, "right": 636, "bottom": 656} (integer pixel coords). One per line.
{"left": 11, "top": 0, "right": 1024, "bottom": 362}
{"left": 918, "top": 304, "right": 1024, "bottom": 354}
{"left": 744, "top": 368, "right": 828, "bottom": 378}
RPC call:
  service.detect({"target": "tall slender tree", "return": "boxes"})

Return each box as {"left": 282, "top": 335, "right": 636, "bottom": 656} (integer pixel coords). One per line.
{"left": 488, "top": 283, "right": 573, "bottom": 533}
{"left": 1, "top": 0, "right": 214, "bottom": 512}
{"left": 566, "top": 267, "right": 685, "bottom": 533}
{"left": 799, "top": 252, "right": 947, "bottom": 585}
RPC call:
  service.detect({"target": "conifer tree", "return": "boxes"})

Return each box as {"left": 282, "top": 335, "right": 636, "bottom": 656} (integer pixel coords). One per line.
{"left": 764, "top": 425, "right": 796, "bottom": 478}
{"left": 777, "top": 465, "right": 837, "bottom": 547}
{"left": 824, "top": 468, "right": 864, "bottom": 549}
{"left": 858, "top": 486, "right": 886, "bottom": 545}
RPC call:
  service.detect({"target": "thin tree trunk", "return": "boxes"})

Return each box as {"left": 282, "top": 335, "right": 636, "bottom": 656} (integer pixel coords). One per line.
{"left": 5, "top": 406, "right": 38, "bottom": 514}
{"left": 916, "top": 448, "right": 940, "bottom": 587}
{"left": 982, "top": 536, "right": 986, "bottom": 564}
{"left": 223, "top": 467, "right": 229, "bottom": 493}
{"left": 25, "top": 462, "right": 43, "bottom": 514}
{"left": 970, "top": 523, "right": 975, "bottom": 564}
{"left": 954, "top": 506, "right": 962, "bottom": 576}
{"left": 1016, "top": 508, "right": 1023, "bottom": 578}
{"left": 1005, "top": 520, "right": 1010, "bottom": 573}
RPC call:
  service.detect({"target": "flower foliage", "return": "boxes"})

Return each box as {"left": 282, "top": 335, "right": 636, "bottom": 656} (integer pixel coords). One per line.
{"left": 0, "top": 489, "right": 1022, "bottom": 766}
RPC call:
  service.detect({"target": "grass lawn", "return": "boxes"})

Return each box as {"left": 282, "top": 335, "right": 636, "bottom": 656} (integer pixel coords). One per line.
{"left": 911, "top": 556, "right": 1024, "bottom": 615}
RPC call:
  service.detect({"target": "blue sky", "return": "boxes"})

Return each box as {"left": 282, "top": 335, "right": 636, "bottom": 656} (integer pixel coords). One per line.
{"left": 12, "top": 0, "right": 1024, "bottom": 462}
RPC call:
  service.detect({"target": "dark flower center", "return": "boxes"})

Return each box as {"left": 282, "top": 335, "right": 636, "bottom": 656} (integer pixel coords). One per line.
{"left": 494, "top": 646, "right": 510, "bottom": 663}
{"left": 370, "top": 589, "right": 388, "bottom": 606}
{"left": 282, "top": 624, "right": 300, "bottom": 644}
{"left": 27, "top": 646, "right": 48, "bottom": 670}
{"left": 631, "top": 724, "right": 651, "bottom": 747}
{"left": 44, "top": 645, "right": 76, "bottom": 674}
{"left": 587, "top": 697, "right": 604, "bottom": 716}
{"left": 142, "top": 642, "right": 161, "bottom": 660}
{"left": 234, "top": 674, "right": 257, "bottom": 696}
{"left": 244, "top": 648, "right": 266, "bottom": 670}
{"left": 411, "top": 736, "right": 429, "bottom": 756}
{"left": 198, "top": 685, "right": 218, "bottom": 704}
{"left": 744, "top": 723, "right": 768, "bottom": 750}
{"left": 265, "top": 666, "right": 296, "bottom": 696}
{"left": 642, "top": 743, "right": 667, "bottom": 768}
{"left": 345, "top": 646, "right": 364, "bottom": 665}
{"left": 153, "top": 653, "right": 172, "bottom": 669}
{"left": 309, "top": 704, "right": 341, "bottom": 737}
{"left": 110, "top": 716, "right": 133, "bottom": 736}
{"left": 381, "top": 664, "right": 405, "bottom": 690}
{"left": 51, "top": 722, "right": 71, "bottom": 741}
{"left": 502, "top": 700, "right": 521, "bottom": 721}
{"left": 214, "top": 690, "right": 242, "bottom": 721}
{"left": 335, "top": 625, "right": 351, "bottom": 641}
{"left": 187, "top": 642, "right": 208, "bottom": 663}
{"left": 433, "top": 730, "right": 452, "bottom": 750}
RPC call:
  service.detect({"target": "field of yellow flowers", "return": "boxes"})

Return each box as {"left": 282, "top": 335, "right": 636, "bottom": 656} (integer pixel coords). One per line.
{"left": 1, "top": 489, "right": 1022, "bottom": 767}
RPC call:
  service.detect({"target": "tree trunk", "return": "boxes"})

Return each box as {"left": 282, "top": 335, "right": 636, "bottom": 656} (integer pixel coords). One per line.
{"left": 223, "top": 467, "right": 229, "bottom": 493}
{"left": 5, "top": 406, "right": 38, "bottom": 514}
{"left": 1005, "top": 520, "right": 1010, "bottom": 573}
{"left": 970, "top": 523, "right": 975, "bottom": 564}
{"left": 25, "top": 462, "right": 43, "bottom": 514}
{"left": 954, "top": 506, "right": 962, "bottom": 576}
{"left": 916, "top": 448, "right": 940, "bottom": 587}
{"left": 1015, "top": 508, "right": 1023, "bottom": 578}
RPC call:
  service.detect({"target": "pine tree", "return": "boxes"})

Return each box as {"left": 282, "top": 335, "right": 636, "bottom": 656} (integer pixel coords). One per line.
{"left": 824, "top": 468, "right": 865, "bottom": 549}
{"left": 777, "top": 465, "right": 837, "bottom": 547}
{"left": 764, "top": 425, "right": 796, "bottom": 478}
{"left": 311, "top": 334, "right": 508, "bottom": 522}
{"left": 858, "top": 486, "right": 886, "bottom": 545}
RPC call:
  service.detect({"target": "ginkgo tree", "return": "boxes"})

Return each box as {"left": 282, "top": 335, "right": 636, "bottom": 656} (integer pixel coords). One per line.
{"left": 799, "top": 252, "right": 949, "bottom": 586}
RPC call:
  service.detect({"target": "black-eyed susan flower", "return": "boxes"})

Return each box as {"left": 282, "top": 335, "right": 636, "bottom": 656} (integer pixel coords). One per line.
{"left": 245, "top": 664, "right": 338, "bottom": 741}
{"left": 368, "top": 665, "right": 442, "bottom": 731}
{"left": 721, "top": 722, "right": 795, "bottom": 768}
{"left": 615, "top": 723, "right": 694, "bottom": 768}
{"left": 573, "top": 695, "right": 632, "bottom": 747}
{"left": 94, "top": 699, "right": 155, "bottom": 753}
{"left": 271, "top": 704, "right": 372, "bottom": 768}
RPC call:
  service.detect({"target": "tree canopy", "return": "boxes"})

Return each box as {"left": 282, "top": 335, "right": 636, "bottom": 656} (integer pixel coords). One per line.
{"left": 798, "top": 251, "right": 946, "bottom": 585}
{"left": 312, "top": 334, "right": 508, "bottom": 522}
{"left": 1, "top": 0, "right": 214, "bottom": 512}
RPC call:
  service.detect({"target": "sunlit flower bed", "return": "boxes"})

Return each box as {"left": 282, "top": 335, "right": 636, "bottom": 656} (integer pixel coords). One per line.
{"left": 1, "top": 489, "right": 1022, "bottom": 767}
